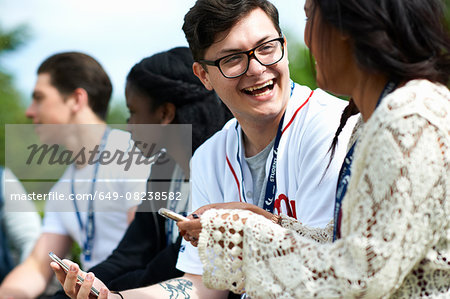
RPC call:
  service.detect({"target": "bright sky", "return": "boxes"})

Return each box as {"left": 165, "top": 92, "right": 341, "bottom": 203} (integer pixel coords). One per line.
{"left": 0, "top": 0, "right": 306, "bottom": 103}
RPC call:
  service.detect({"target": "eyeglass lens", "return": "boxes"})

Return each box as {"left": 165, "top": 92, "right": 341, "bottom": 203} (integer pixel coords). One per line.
{"left": 219, "top": 39, "right": 283, "bottom": 78}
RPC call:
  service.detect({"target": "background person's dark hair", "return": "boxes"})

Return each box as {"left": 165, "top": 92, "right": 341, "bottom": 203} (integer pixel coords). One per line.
{"left": 183, "top": 0, "right": 281, "bottom": 62}
{"left": 310, "top": 0, "right": 450, "bottom": 165}
{"left": 37, "top": 52, "right": 113, "bottom": 120}
{"left": 126, "top": 47, "right": 233, "bottom": 152}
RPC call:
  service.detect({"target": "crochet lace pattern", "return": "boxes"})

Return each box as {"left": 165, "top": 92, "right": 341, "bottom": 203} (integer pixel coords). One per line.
{"left": 198, "top": 80, "right": 450, "bottom": 298}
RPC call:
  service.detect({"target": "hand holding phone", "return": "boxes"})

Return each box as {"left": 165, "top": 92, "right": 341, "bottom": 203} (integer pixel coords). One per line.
{"left": 48, "top": 252, "right": 100, "bottom": 297}
{"left": 158, "top": 208, "right": 190, "bottom": 222}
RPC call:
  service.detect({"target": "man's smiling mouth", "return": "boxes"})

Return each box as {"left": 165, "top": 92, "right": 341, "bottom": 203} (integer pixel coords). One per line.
{"left": 243, "top": 79, "right": 274, "bottom": 96}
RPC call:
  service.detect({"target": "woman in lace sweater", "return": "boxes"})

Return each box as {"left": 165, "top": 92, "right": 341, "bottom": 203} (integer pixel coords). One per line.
{"left": 178, "top": 0, "right": 450, "bottom": 297}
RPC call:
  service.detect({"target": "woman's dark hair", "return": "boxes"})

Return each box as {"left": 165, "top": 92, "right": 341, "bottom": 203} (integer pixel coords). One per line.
{"left": 310, "top": 0, "right": 450, "bottom": 162}
{"left": 313, "top": 0, "right": 450, "bottom": 85}
{"left": 183, "top": 0, "right": 281, "bottom": 62}
{"left": 38, "top": 52, "right": 112, "bottom": 120}
{"left": 126, "top": 47, "right": 232, "bottom": 152}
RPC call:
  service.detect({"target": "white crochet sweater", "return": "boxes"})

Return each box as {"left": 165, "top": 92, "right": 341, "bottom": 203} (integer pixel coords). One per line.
{"left": 198, "top": 80, "right": 450, "bottom": 298}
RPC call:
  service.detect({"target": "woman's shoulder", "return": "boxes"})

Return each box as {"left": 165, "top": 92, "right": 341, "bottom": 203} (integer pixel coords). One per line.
{"left": 376, "top": 79, "right": 449, "bottom": 130}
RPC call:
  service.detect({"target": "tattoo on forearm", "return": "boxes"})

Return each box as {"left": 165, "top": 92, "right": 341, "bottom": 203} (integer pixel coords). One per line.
{"left": 159, "top": 278, "right": 193, "bottom": 299}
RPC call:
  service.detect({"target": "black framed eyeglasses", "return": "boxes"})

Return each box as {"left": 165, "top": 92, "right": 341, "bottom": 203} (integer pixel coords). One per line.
{"left": 199, "top": 37, "right": 285, "bottom": 79}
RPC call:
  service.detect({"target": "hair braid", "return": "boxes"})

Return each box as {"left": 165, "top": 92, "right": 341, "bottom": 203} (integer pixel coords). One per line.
{"left": 325, "top": 99, "right": 359, "bottom": 172}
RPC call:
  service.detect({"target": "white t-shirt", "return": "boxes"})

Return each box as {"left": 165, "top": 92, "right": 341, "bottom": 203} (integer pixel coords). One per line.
{"left": 42, "top": 129, "right": 151, "bottom": 269}
{"left": 176, "top": 83, "right": 357, "bottom": 275}
{"left": 2, "top": 168, "right": 41, "bottom": 262}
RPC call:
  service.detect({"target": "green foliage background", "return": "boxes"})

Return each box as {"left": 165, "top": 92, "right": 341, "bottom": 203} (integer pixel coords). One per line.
{"left": 0, "top": 24, "right": 30, "bottom": 166}
{"left": 287, "top": 38, "right": 317, "bottom": 90}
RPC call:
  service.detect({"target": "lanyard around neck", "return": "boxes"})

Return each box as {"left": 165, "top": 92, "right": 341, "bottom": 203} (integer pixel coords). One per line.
{"left": 71, "top": 127, "right": 110, "bottom": 261}
{"left": 262, "top": 81, "right": 295, "bottom": 213}
{"left": 261, "top": 112, "right": 285, "bottom": 212}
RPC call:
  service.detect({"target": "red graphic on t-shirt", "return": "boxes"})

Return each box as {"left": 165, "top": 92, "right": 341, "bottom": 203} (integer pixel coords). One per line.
{"left": 274, "top": 194, "right": 297, "bottom": 219}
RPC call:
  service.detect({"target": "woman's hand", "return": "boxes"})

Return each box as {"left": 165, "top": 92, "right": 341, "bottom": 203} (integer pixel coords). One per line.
{"left": 194, "top": 202, "right": 272, "bottom": 218}
{"left": 50, "top": 259, "right": 113, "bottom": 299}
{"left": 177, "top": 215, "right": 202, "bottom": 247}
{"left": 177, "top": 202, "right": 273, "bottom": 247}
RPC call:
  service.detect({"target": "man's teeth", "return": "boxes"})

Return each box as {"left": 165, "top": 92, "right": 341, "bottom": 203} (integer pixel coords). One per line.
{"left": 244, "top": 80, "right": 273, "bottom": 92}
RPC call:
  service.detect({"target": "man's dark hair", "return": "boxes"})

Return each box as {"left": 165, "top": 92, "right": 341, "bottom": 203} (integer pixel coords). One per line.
{"left": 38, "top": 52, "right": 113, "bottom": 120}
{"left": 183, "top": 0, "right": 281, "bottom": 62}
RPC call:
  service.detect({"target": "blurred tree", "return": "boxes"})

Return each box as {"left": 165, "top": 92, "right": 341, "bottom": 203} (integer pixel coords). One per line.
{"left": 287, "top": 40, "right": 317, "bottom": 90}
{"left": 287, "top": 36, "right": 349, "bottom": 101}
{"left": 106, "top": 99, "right": 128, "bottom": 124}
{"left": 0, "top": 24, "right": 30, "bottom": 166}
{"left": 445, "top": 0, "right": 450, "bottom": 21}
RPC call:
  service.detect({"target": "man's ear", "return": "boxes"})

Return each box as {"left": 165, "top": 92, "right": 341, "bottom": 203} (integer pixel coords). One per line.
{"left": 68, "top": 88, "right": 89, "bottom": 113}
{"left": 192, "top": 62, "right": 213, "bottom": 90}
{"left": 159, "top": 102, "right": 176, "bottom": 125}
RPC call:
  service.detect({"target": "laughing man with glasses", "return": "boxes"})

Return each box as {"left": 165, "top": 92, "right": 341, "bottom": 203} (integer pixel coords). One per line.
{"left": 54, "top": 1, "right": 358, "bottom": 298}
